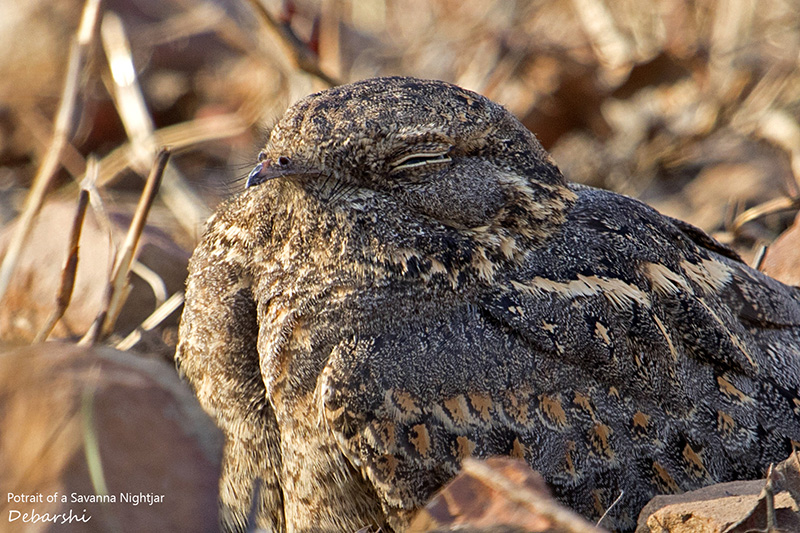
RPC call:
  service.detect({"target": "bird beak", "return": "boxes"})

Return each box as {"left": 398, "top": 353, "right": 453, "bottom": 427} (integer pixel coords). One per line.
{"left": 246, "top": 162, "right": 267, "bottom": 187}
{"left": 246, "top": 156, "right": 320, "bottom": 188}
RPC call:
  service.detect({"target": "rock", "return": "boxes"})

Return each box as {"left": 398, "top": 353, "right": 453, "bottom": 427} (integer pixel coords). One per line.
{"left": 637, "top": 454, "right": 800, "bottom": 533}
{"left": 0, "top": 342, "right": 222, "bottom": 532}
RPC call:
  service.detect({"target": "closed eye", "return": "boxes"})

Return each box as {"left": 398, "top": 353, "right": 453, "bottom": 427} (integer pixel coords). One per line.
{"left": 390, "top": 150, "right": 452, "bottom": 172}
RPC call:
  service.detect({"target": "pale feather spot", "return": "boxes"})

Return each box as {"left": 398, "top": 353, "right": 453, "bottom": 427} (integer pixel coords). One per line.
{"left": 541, "top": 321, "right": 557, "bottom": 333}
{"left": 652, "top": 461, "right": 681, "bottom": 493}
{"left": 454, "top": 436, "right": 476, "bottom": 459}
{"left": 717, "top": 375, "right": 755, "bottom": 404}
{"left": 633, "top": 411, "right": 650, "bottom": 430}
{"left": 589, "top": 423, "right": 615, "bottom": 460}
{"left": 644, "top": 262, "right": 692, "bottom": 295}
{"left": 409, "top": 424, "right": 431, "bottom": 457}
{"left": 681, "top": 258, "right": 732, "bottom": 294}
{"left": 468, "top": 393, "right": 494, "bottom": 421}
{"left": 717, "top": 410, "right": 735, "bottom": 434}
{"left": 499, "top": 235, "right": 517, "bottom": 260}
{"left": 539, "top": 393, "right": 567, "bottom": 427}
{"left": 511, "top": 274, "right": 651, "bottom": 310}
{"left": 682, "top": 442, "right": 711, "bottom": 481}
{"left": 651, "top": 313, "right": 678, "bottom": 361}
{"left": 470, "top": 248, "right": 496, "bottom": 282}
{"left": 443, "top": 395, "right": 473, "bottom": 426}
{"left": 594, "top": 322, "right": 611, "bottom": 346}
{"left": 573, "top": 392, "right": 595, "bottom": 418}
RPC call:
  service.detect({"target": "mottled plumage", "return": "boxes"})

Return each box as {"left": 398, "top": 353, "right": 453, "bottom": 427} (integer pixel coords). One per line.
{"left": 176, "top": 77, "right": 800, "bottom": 532}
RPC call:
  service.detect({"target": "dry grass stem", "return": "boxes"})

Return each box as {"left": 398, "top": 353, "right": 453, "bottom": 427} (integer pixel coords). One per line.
{"left": 596, "top": 490, "right": 625, "bottom": 529}
{"left": 0, "top": 0, "right": 101, "bottom": 304}
{"left": 80, "top": 157, "right": 117, "bottom": 265}
{"left": 81, "top": 383, "right": 109, "bottom": 498}
{"left": 752, "top": 244, "right": 769, "bottom": 271}
{"left": 115, "top": 291, "right": 185, "bottom": 351}
{"left": 101, "top": 11, "right": 209, "bottom": 235}
{"left": 461, "top": 458, "right": 606, "bottom": 533}
{"left": 81, "top": 112, "right": 250, "bottom": 190}
{"left": 757, "top": 110, "right": 800, "bottom": 198}
{"left": 142, "top": 0, "right": 256, "bottom": 56}
{"left": 18, "top": 110, "right": 88, "bottom": 181}
{"left": 101, "top": 12, "right": 153, "bottom": 157}
{"left": 570, "top": 0, "right": 632, "bottom": 76}
{"left": 731, "top": 196, "right": 800, "bottom": 233}
{"left": 130, "top": 260, "right": 168, "bottom": 307}
{"left": 81, "top": 381, "right": 122, "bottom": 533}
{"left": 139, "top": 2, "right": 227, "bottom": 47}
{"left": 34, "top": 186, "right": 91, "bottom": 344}
{"left": 103, "top": 148, "right": 171, "bottom": 336}
{"left": 81, "top": 148, "right": 171, "bottom": 345}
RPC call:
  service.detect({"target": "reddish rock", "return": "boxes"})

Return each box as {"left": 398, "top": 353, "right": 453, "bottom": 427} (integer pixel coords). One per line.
{"left": 637, "top": 454, "right": 800, "bottom": 533}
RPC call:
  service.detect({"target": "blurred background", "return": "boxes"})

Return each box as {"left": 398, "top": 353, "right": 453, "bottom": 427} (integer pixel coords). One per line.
{"left": 0, "top": 0, "right": 799, "bottom": 530}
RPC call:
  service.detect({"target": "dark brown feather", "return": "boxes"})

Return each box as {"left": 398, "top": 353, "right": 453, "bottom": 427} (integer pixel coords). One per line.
{"left": 176, "top": 77, "right": 800, "bottom": 532}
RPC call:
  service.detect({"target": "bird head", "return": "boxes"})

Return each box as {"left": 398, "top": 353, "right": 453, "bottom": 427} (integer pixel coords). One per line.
{"left": 246, "top": 77, "right": 577, "bottom": 278}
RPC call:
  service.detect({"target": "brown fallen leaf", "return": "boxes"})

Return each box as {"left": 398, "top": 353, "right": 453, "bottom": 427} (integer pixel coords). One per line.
{"left": 408, "top": 457, "right": 605, "bottom": 533}
{"left": 762, "top": 210, "right": 800, "bottom": 287}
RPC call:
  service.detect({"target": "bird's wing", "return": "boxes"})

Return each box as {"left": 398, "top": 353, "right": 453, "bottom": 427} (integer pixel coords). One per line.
{"left": 476, "top": 187, "right": 800, "bottom": 519}
{"left": 319, "top": 299, "right": 589, "bottom": 528}
{"left": 321, "top": 187, "right": 800, "bottom": 530}
{"left": 663, "top": 214, "right": 743, "bottom": 262}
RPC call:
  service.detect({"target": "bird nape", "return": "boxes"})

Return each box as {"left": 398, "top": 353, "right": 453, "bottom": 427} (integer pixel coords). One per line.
{"left": 175, "top": 76, "right": 800, "bottom": 533}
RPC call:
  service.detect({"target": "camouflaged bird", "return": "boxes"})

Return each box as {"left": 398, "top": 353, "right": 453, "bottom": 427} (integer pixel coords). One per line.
{"left": 176, "top": 77, "right": 800, "bottom": 532}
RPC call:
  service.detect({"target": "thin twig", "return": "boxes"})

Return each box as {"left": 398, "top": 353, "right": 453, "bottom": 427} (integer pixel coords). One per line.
{"left": 596, "top": 490, "right": 624, "bottom": 529}
{"left": 81, "top": 378, "right": 123, "bottom": 533}
{"left": 756, "top": 110, "right": 800, "bottom": 198}
{"left": 34, "top": 178, "right": 92, "bottom": 344}
{"left": 752, "top": 244, "right": 769, "bottom": 271}
{"left": 743, "top": 463, "right": 778, "bottom": 533}
{"left": 81, "top": 156, "right": 117, "bottom": 268}
{"left": 81, "top": 148, "right": 171, "bottom": 345}
{"left": 244, "top": 0, "right": 341, "bottom": 87}
{"left": 764, "top": 464, "right": 776, "bottom": 532}
{"left": 0, "top": 0, "right": 101, "bottom": 304}
{"left": 18, "top": 109, "right": 87, "bottom": 181}
{"left": 82, "top": 382, "right": 109, "bottom": 497}
{"left": 730, "top": 196, "right": 800, "bottom": 233}
{"left": 130, "top": 260, "right": 168, "bottom": 307}
{"left": 102, "top": 112, "right": 252, "bottom": 187}
{"left": 105, "top": 148, "right": 171, "bottom": 336}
